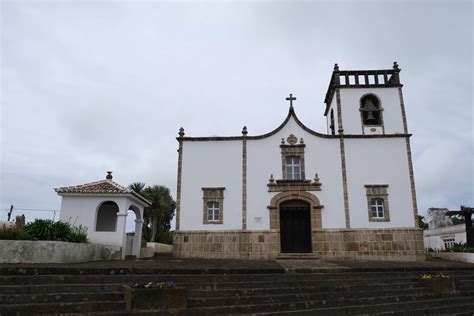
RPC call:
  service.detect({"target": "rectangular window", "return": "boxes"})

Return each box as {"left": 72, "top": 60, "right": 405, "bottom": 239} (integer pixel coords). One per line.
{"left": 285, "top": 156, "right": 301, "bottom": 180}
{"left": 371, "top": 198, "right": 385, "bottom": 218}
{"left": 443, "top": 238, "right": 456, "bottom": 250}
{"left": 207, "top": 202, "right": 220, "bottom": 221}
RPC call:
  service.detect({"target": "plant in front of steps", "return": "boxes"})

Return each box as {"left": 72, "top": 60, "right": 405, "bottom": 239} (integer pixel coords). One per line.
{"left": 132, "top": 281, "right": 176, "bottom": 289}
{"left": 419, "top": 273, "right": 450, "bottom": 280}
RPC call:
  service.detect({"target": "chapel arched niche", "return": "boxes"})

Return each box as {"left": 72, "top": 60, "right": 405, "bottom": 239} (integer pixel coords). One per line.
{"left": 96, "top": 201, "right": 119, "bottom": 232}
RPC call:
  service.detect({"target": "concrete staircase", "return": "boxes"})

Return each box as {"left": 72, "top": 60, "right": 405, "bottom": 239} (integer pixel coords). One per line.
{"left": 1, "top": 267, "right": 474, "bottom": 315}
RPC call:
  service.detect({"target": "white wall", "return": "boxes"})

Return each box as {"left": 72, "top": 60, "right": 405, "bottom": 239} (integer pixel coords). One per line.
{"left": 344, "top": 138, "right": 415, "bottom": 228}
{"left": 339, "top": 88, "right": 405, "bottom": 135}
{"left": 424, "top": 224, "right": 466, "bottom": 250}
{"left": 180, "top": 140, "right": 242, "bottom": 230}
{"left": 180, "top": 116, "right": 346, "bottom": 231}
{"left": 246, "top": 117, "right": 345, "bottom": 230}
{"left": 59, "top": 195, "right": 137, "bottom": 247}
{"left": 180, "top": 108, "right": 414, "bottom": 231}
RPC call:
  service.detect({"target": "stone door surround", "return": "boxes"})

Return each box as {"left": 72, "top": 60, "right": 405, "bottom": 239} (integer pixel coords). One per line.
{"left": 268, "top": 191, "right": 323, "bottom": 231}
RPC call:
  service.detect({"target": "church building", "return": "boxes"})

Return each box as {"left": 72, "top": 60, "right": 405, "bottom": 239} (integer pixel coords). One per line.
{"left": 173, "top": 63, "right": 424, "bottom": 261}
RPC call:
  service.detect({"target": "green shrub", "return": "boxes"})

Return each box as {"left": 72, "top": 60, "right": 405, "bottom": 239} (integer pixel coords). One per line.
{"left": 68, "top": 225, "right": 88, "bottom": 243}
{"left": 23, "top": 219, "right": 88, "bottom": 243}
{"left": 446, "top": 243, "right": 474, "bottom": 253}
{"left": 0, "top": 226, "right": 31, "bottom": 240}
{"left": 0, "top": 220, "right": 88, "bottom": 243}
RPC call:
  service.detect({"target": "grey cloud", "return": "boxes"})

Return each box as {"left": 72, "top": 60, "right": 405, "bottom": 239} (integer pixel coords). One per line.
{"left": 1, "top": 1, "right": 472, "bottom": 223}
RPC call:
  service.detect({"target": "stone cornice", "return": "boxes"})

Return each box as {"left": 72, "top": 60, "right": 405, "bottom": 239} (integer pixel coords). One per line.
{"left": 177, "top": 106, "right": 412, "bottom": 142}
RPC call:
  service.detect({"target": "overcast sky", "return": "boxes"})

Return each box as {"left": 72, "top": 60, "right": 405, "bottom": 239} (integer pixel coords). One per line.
{"left": 1, "top": 1, "right": 472, "bottom": 226}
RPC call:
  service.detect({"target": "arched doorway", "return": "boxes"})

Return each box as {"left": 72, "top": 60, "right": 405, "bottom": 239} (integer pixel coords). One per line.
{"left": 125, "top": 204, "right": 143, "bottom": 257}
{"left": 279, "top": 200, "right": 312, "bottom": 253}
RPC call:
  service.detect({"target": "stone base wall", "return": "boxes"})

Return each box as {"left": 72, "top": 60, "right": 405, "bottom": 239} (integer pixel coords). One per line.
{"left": 173, "top": 228, "right": 424, "bottom": 261}
{"left": 0, "top": 240, "right": 122, "bottom": 264}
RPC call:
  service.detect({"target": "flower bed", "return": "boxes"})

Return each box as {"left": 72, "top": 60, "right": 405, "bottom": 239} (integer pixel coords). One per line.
{"left": 124, "top": 282, "right": 187, "bottom": 311}
{"left": 417, "top": 273, "right": 458, "bottom": 294}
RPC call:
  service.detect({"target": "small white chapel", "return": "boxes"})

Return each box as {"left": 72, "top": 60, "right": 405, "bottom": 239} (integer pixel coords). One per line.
{"left": 55, "top": 172, "right": 151, "bottom": 258}
{"left": 173, "top": 62, "right": 424, "bottom": 261}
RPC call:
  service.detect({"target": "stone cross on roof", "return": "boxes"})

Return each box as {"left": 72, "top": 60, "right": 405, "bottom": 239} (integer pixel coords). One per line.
{"left": 285, "top": 93, "right": 297, "bottom": 108}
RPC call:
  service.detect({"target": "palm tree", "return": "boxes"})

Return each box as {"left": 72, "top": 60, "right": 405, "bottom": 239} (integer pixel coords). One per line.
{"left": 446, "top": 206, "right": 474, "bottom": 247}
{"left": 129, "top": 182, "right": 146, "bottom": 194}
{"left": 141, "top": 185, "right": 176, "bottom": 242}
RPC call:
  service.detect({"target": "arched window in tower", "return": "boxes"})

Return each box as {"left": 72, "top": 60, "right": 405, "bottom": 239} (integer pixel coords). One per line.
{"left": 330, "top": 109, "right": 335, "bottom": 135}
{"left": 360, "top": 94, "right": 382, "bottom": 126}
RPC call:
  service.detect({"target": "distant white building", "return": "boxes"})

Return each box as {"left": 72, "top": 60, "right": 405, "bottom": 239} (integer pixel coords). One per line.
{"left": 174, "top": 63, "right": 423, "bottom": 261}
{"left": 424, "top": 207, "right": 466, "bottom": 250}
{"left": 55, "top": 172, "right": 151, "bottom": 258}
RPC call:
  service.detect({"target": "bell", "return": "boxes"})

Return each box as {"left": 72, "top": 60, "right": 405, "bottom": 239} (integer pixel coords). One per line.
{"left": 367, "top": 111, "right": 376, "bottom": 121}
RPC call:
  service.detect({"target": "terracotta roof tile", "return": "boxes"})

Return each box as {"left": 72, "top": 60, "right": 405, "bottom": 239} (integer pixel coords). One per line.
{"left": 55, "top": 180, "right": 151, "bottom": 205}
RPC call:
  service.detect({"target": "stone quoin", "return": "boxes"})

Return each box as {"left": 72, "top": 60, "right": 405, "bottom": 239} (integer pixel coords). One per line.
{"left": 174, "top": 63, "right": 423, "bottom": 261}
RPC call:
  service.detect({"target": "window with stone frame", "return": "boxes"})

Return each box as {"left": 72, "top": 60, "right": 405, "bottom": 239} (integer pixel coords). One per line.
{"left": 281, "top": 134, "right": 306, "bottom": 181}
{"left": 202, "top": 187, "right": 224, "bottom": 224}
{"left": 365, "top": 184, "right": 390, "bottom": 222}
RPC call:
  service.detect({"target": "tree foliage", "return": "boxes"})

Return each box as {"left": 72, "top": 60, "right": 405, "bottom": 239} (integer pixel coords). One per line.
{"left": 129, "top": 183, "right": 176, "bottom": 243}
{"left": 446, "top": 206, "right": 474, "bottom": 247}
{"left": 417, "top": 215, "right": 428, "bottom": 230}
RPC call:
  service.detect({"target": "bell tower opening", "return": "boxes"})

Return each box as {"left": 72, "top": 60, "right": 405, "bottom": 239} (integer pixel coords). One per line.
{"left": 360, "top": 94, "right": 382, "bottom": 126}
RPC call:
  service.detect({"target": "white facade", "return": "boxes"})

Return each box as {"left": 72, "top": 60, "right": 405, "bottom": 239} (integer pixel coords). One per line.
{"left": 175, "top": 63, "right": 421, "bottom": 260}
{"left": 179, "top": 112, "right": 416, "bottom": 231}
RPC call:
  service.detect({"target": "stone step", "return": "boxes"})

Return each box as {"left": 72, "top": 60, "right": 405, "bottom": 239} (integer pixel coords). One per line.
{"left": 256, "top": 296, "right": 474, "bottom": 315}
{"left": 369, "top": 301, "right": 474, "bottom": 315}
{"left": 178, "top": 277, "right": 432, "bottom": 291}
{"left": 2, "top": 266, "right": 474, "bottom": 276}
{"left": 187, "top": 282, "right": 427, "bottom": 298}
{"left": 183, "top": 295, "right": 474, "bottom": 315}
{"left": 2, "top": 272, "right": 472, "bottom": 286}
{"left": 276, "top": 253, "right": 321, "bottom": 260}
{"left": 0, "top": 292, "right": 123, "bottom": 305}
{"left": 0, "top": 284, "right": 123, "bottom": 295}
{"left": 187, "top": 289, "right": 445, "bottom": 308}
{"left": 0, "top": 300, "right": 125, "bottom": 315}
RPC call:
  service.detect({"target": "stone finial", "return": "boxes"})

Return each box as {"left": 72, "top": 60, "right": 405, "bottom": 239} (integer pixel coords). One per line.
{"left": 334, "top": 63, "right": 339, "bottom": 71}
{"left": 106, "top": 171, "right": 113, "bottom": 180}
{"left": 299, "top": 138, "right": 304, "bottom": 144}
{"left": 269, "top": 174, "right": 275, "bottom": 184}
{"left": 178, "top": 127, "right": 185, "bottom": 138}
{"left": 242, "top": 126, "right": 248, "bottom": 136}
{"left": 393, "top": 61, "right": 400, "bottom": 71}
{"left": 287, "top": 134, "right": 297, "bottom": 145}
{"left": 281, "top": 138, "right": 285, "bottom": 145}
{"left": 314, "top": 173, "right": 320, "bottom": 183}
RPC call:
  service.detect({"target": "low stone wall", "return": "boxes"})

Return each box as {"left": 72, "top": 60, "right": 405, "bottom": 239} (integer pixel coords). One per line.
{"left": 429, "top": 252, "right": 474, "bottom": 263}
{"left": 173, "top": 228, "right": 424, "bottom": 261}
{"left": 147, "top": 242, "right": 173, "bottom": 253}
{"left": 0, "top": 240, "right": 122, "bottom": 264}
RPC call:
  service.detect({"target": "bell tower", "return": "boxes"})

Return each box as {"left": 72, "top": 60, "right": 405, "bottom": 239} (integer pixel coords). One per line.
{"left": 324, "top": 62, "right": 408, "bottom": 136}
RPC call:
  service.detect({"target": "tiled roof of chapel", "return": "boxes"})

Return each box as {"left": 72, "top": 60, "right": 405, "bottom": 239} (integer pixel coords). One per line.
{"left": 55, "top": 173, "right": 151, "bottom": 205}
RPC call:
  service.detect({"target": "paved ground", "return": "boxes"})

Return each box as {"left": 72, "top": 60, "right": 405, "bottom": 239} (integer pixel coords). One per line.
{"left": 1, "top": 254, "right": 473, "bottom": 272}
